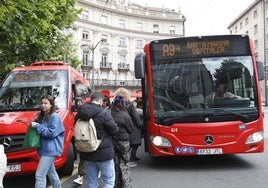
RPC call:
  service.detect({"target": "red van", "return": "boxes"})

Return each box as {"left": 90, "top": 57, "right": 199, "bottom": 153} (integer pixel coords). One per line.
{"left": 0, "top": 61, "right": 91, "bottom": 176}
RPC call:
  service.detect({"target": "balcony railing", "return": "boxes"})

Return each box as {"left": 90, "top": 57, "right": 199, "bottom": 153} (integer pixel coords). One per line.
{"left": 81, "top": 61, "right": 93, "bottom": 68}
{"left": 100, "top": 62, "right": 112, "bottom": 70}
{"left": 91, "top": 79, "right": 141, "bottom": 87}
{"left": 118, "top": 63, "right": 129, "bottom": 71}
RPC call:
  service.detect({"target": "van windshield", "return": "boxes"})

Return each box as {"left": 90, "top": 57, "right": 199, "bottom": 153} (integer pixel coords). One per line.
{"left": 0, "top": 70, "right": 68, "bottom": 112}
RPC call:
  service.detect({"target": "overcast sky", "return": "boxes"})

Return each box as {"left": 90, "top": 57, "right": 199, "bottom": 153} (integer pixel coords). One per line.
{"left": 131, "top": 0, "right": 255, "bottom": 36}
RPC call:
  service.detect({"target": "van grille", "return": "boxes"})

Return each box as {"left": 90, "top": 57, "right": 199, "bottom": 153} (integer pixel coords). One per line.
{"left": 0, "top": 134, "right": 25, "bottom": 153}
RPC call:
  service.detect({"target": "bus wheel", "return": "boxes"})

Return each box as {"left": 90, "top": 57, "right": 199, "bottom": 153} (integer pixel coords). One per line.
{"left": 60, "top": 143, "right": 74, "bottom": 176}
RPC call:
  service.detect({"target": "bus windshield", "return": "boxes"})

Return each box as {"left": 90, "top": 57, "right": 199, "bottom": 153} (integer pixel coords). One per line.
{"left": 0, "top": 70, "right": 68, "bottom": 112}
{"left": 152, "top": 55, "right": 258, "bottom": 124}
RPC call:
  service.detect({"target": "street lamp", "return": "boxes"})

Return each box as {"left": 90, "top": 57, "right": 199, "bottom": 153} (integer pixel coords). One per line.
{"left": 81, "top": 39, "right": 103, "bottom": 92}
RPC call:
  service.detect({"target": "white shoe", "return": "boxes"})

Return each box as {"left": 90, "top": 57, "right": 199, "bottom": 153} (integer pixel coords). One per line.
{"left": 98, "top": 171, "right": 101, "bottom": 179}
{"left": 129, "top": 161, "right": 137, "bottom": 168}
{"left": 73, "top": 175, "right": 83, "bottom": 185}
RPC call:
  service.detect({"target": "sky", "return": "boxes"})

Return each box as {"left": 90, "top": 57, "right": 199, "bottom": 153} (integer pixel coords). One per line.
{"left": 130, "top": 0, "right": 255, "bottom": 36}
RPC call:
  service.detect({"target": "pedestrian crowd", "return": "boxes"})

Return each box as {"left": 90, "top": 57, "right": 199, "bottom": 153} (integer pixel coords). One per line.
{"left": 1, "top": 88, "right": 143, "bottom": 188}
{"left": 72, "top": 87, "right": 143, "bottom": 188}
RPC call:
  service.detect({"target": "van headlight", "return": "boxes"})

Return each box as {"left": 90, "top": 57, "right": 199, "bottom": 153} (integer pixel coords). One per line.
{"left": 246, "top": 131, "right": 264, "bottom": 144}
{"left": 150, "top": 135, "right": 172, "bottom": 147}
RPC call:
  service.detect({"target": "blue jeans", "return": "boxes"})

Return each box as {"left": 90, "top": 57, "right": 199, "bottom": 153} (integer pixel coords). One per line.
{"left": 35, "top": 156, "right": 61, "bottom": 188}
{"left": 85, "top": 159, "right": 115, "bottom": 188}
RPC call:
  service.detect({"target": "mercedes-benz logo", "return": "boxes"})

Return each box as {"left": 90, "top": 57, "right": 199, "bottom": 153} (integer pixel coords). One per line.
{"left": 204, "top": 135, "right": 214, "bottom": 145}
{"left": 0, "top": 137, "right": 12, "bottom": 150}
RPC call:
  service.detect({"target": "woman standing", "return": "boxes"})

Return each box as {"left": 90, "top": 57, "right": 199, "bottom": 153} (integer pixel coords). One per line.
{"left": 111, "top": 95, "right": 135, "bottom": 188}
{"left": 114, "top": 88, "right": 143, "bottom": 167}
{"left": 30, "top": 95, "right": 65, "bottom": 188}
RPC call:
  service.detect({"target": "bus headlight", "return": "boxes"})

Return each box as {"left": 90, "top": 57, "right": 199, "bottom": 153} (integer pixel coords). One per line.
{"left": 150, "top": 135, "right": 172, "bottom": 147}
{"left": 246, "top": 131, "right": 264, "bottom": 144}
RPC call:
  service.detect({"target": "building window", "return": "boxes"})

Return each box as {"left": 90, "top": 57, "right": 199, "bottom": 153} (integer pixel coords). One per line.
{"left": 101, "top": 54, "right": 108, "bottom": 67}
{"left": 83, "top": 51, "right": 89, "bottom": 66}
{"left": 101, "top": 34, "right": 108, "bottom": 43}
{"left": 136, "top": 40, "right": 143, "bottom": 48}
{"left": 119, "top": 37, "right": 126, "bottom": 46}
{"left": 119, "top": 19, "right": 125, "bottom": 28}
{"left": 81, "top": 10, "right": 89, "bottom": 20}
{"left": 101, "top": 79, "right": 109, "bottom": 85}
{"left": 101, "top": 15, "right": 107, "bottom": 24}
{"left": 136, "top": 22, "right": 143, "bottom": 31}
{"left": 82, "top": 31, "right": 89, "bottom": 40}
{"left": 240, "top": 22, "right": 243, "bottom": 29}
{"left": 254, "top": 39, "right": 258, "bottom": 49}
{"left": 245, "top": 17, "right": 249, "bottom": 25}
{"left": 253, "top": 10, "right": 257, "bottom": 19}
{"left": 82, "top": 72, "right": 89, "bottom": 80}
{"left": 153, "top": 24, "right": 159, "bottom": 33}
{"left": 245, "top": 31, "right": 248, "bottom": 35}
{"left": 170, "top": 26, "right": 176, "bottom": 34}
{"left": 119, "top": 81, "right": 125, "bottom": 86}
{"left": 235, "top": 26, "right": 237, "bottom": 33}
{"left": 119, "top": 55, "right": 126, "bottom": 68}
{"left": 254, "top": 24, "right": 258, "bottom": 34}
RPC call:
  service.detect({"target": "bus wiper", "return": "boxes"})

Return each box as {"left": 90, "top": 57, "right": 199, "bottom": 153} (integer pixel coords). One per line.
{"left": 159, "top": 109, "right": 249, "bottom": 125}
{"left": 214, "top": 109, "right": 249, "bottom": 122}
{"left": 161, "top": 112, "right": 204, "bottom": 125}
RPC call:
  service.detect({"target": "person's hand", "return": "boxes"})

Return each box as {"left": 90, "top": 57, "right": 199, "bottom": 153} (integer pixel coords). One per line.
{"left": 31, "top": 122, "right": 38, "bottom": 127}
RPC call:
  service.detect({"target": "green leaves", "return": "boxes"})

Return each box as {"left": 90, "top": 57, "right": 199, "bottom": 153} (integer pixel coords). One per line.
{"left": 0, "top": 0, "right": 81, "bottom": 80}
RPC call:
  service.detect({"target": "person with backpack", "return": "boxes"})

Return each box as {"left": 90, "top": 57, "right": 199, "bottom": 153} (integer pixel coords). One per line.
{"left": 111, "top": 95, "right": 135, "bottom": 188}
{"left": 75, "top": 92, "right": 119, "bottom": 188}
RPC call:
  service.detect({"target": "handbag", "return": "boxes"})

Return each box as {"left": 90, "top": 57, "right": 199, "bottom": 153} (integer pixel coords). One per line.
{"left": 23, "top": 125, "right": 41, "bottom": 149}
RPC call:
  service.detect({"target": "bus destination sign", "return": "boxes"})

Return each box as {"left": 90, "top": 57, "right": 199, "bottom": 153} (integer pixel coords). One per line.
{"left": 150, "top": 35, "right": 250, "bottom": 60}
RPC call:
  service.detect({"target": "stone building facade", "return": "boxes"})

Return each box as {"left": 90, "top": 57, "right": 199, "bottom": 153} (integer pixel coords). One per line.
{"left": 72, "top": 0, "right": 186, "bottom": 94}
{"left": 227, "top": 0, "right": 267, "bottom": 103}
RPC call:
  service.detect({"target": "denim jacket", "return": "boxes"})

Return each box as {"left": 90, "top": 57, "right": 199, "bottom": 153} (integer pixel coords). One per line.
{"left": 35, "top": 112, "right": 65, "bottom": 157}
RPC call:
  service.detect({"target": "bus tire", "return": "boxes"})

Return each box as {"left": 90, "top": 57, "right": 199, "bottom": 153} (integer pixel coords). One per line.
{"left": 60, "top": 143, "right": 74, "bottom": 176}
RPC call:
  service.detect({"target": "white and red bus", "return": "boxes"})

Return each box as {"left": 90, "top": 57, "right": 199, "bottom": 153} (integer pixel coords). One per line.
{"left": 135, "top": 35, "right": 265, "bottom": 156}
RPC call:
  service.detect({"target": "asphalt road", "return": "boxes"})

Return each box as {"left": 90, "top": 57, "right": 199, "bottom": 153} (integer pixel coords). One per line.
{"left": 4, "top": 107, "right": 268, "bottom": 188}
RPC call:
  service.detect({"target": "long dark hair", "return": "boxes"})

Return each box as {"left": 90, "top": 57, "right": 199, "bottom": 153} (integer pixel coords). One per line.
{"left": 36, "top": 95, "right": 56, "bottom": 123}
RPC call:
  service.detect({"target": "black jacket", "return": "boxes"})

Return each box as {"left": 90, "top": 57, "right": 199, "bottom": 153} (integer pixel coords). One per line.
{"left": 127, "top": 102, "right": 143, "bottom": 145}
{"left": 76, "top": 103, "right": 119, "bottom": 162}
{"left": 111, "top": 108, "right": 135, "bottom": 141}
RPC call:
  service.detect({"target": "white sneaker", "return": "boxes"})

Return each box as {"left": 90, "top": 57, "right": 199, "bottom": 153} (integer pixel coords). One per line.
{"left": 73, "top": 175, "right": 83, "bottom": 185}
{"left": 129, "top": 161, "right": 137, "bottom": 168}
{"left": 98, "top": 171, "right": 101, "bottom": 179}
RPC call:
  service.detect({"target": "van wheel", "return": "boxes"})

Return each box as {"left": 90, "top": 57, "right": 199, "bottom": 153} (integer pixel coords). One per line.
{"left": 60, "top": 143, "right": 74, "bottom": 176}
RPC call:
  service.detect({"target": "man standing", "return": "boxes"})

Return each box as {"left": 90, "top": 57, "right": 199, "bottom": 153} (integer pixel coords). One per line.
{"left": 76, "top": 92, "right": 119, "bottom": 188}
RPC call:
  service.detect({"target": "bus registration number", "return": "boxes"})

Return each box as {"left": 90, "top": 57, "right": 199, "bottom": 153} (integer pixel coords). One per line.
{"left": 197, "top": 148, "right": 223, "bottom": 155}
{"left": 6, "top": 164, "right": 21, "bottom": 172}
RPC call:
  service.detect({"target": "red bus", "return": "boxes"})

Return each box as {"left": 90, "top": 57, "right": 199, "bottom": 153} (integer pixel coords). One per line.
{"left": 0, "top": 61, "right": 91, "bottom": 176}
{"left": 134, "top": 35, "right": 265, "bottom": 156}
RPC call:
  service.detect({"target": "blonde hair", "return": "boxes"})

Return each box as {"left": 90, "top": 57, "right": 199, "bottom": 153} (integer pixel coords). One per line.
{"left": 114, "top": 87, "right": 131, "bottom": 102}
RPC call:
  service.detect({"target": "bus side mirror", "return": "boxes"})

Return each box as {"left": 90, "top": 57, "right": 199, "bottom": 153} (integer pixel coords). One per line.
{"left": 257, "top": 61, "right": 265, "bottom": 81}
{"left": 135, "top": 52, "right": 146, "bottom": 79}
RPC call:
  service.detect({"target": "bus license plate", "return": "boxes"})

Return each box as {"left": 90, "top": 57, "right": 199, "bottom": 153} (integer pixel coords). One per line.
{"left": 6, "top": 164, "right": 21, "bottom": 172}
{"left": 197, "top": 148, "right": 223, "bottom": 155}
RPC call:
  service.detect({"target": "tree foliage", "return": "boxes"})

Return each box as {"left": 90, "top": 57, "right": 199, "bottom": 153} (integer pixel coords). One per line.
{"left": 0, "top": 0, "right": 81, "bottom": 80}
{"left": 214, "top": 59, "right": 244, "bottom": 85}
